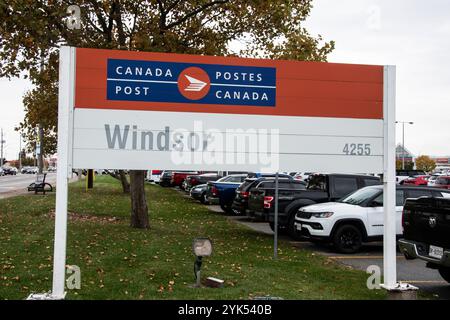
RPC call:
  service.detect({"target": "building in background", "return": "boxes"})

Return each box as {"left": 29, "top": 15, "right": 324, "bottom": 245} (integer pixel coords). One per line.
{"left": 396, "top": 144, "right": 414, "bottom": 169}
{"left": 432, "top": 157, "right": 450, "bottom": 172}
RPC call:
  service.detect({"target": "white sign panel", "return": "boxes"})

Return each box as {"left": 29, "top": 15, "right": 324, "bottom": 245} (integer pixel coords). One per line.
{"left": 70, "top": 47, "right": 387, "bottom": 173}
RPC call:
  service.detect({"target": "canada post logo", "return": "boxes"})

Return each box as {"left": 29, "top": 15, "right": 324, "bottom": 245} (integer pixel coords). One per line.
{"left": 177, "top": 67, "right": 210, "bottom": 100}
{"left": 107, "top": 59, "right": 276, "bottom": 107}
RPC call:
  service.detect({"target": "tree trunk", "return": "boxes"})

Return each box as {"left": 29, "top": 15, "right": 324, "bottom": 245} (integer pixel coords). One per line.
{"left": 130, "top": 170, "right": 149, "bottom": 229}
{"left": 107, "top": 170, "right": 130, "bottom": 194}
{"left": 119, "top": 170, "right": 130, "bottom": 194}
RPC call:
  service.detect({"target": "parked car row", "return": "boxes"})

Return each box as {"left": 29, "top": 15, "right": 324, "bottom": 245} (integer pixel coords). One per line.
{"left": 0, "top": 166, "right": 59, "bottom": 175}
{"left": 155, "top": 168, "right": 450, "bottom": 284}
{"left": 247, "top": 173, "right": 381, "bottom": 239}
{"left": 21, "top": 166, "right": 38, "bottom": 174}
{"left": 1, "top": 166, "right": 18, "bottom": 175}
{"left": 171, "top": 171, "right": 379, "bottom": 225}
{"left": 185, "top": 172, "right": 381, "bottom": 239}
{"left": 430, "top": 175, "right": 450, "bottom": 189}
{"left": 399, "top": 173, "right": 450, "bottom": 189}
{"left": 159, "top": 169, "right": 450, "bottom": 260}
{"left": 156, "top": 170, "right": 246, "bottom": 188}
{"left": 396, "top": 170, "right": 426, "bottom": 184}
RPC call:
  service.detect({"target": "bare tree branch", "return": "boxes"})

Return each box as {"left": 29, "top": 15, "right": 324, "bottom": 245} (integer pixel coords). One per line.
{"left": 166, "top": 0, "right": 182, "bottom": 14}
{"left": 106, "top": 2, "right": 117, "bottom": 42}
{"left": 88, "top": 0, "right": 109, "bottom": 37}
{"left": 156, "top": 0, "right": 165, "bottom": 14}
{"left": 165, "top": 0, "right": 229, "bottom": 30}
{"left": 113, "top": 1, "right": 126, "bottom": 47}
{"left": 156, "top": 0, "right": 167, "bottom": 31}
{"left": 128, "top": 7, "right": 139, "bottom": 50}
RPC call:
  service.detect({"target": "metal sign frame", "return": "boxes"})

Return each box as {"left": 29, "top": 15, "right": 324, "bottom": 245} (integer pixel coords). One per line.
{"left": 44, "top": 46, "right": 399, "bottom": 299}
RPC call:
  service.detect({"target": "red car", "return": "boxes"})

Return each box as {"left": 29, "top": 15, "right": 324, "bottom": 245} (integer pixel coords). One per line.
{"left": 171, "top": 171, "right": 199, "bottom": 188}
{"left": 184, "top": 173, "right": 220, "bottom": 191}
{"left": 433, "top": 176, "right": 450, "bottom": 189}
{"left": 401, "top": 175, "right": 429, "bottom": 186}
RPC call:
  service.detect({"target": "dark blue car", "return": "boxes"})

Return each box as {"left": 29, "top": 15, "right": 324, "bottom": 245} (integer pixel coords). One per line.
{"left": 206, "top": 173, "right": 292, "bottom": 214}
{"left": 232, "top": 174, "right": 294, "bottom": 215}
{"left": 205, "top": 174, "right": 248, "bottom": 213}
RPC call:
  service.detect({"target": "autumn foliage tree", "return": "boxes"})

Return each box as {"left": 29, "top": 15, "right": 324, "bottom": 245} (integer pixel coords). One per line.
{"left": 0, "top": 0, "right": 334, "bottom": 229}
{"left": 415, "top": 155, "right": 436, "bottom": 173}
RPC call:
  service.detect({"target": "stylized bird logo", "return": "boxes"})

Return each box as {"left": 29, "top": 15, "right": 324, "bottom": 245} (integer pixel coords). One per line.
{"left": 184, "top": 75, "right": 207, "bottom": 92}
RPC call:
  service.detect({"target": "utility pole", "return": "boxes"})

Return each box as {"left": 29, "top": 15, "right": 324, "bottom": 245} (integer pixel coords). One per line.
{"left": 0, "top": 128, "right": 4, "bottom": 167}
{"left": 395, "top": 121, "right": 414, "bottom": 170}
{"left": 37, "top": 124, "right": 44, "bottom": 173}
{"left": 37, "top": 50, "right": 45, "bottom": 174}
{"left": 18, "top": 132, "right": 22, "bottom": 171}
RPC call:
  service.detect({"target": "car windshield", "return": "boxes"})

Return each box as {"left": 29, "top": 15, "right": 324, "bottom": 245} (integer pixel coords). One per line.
{"left": 307, "top": 175, "right": 326, "bottom": 191}
{"left": 237, "top": 179, "right": 256, "bottom": 191}
{"left": 217, "top": 176, "right": 231, "bottom": 182}
{"left": 339, "top": 187, "right": 381, "bottom": 206}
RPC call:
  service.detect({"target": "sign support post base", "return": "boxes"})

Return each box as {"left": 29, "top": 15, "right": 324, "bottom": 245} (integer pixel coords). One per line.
{"left": 26, "top": 292, "right": 66, "bottom": 300}
{"left": 380, "top": 283, "right": 419, "bottom": 300}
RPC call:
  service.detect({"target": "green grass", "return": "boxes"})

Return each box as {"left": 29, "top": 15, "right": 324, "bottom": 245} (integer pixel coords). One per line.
{"left": 0, "top": 176, "right": 386, "bottom": 300}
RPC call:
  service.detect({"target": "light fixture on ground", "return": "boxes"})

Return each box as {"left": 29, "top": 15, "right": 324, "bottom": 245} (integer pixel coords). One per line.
{"left": 192, "top": 238, "right": 212, "bottom": 287}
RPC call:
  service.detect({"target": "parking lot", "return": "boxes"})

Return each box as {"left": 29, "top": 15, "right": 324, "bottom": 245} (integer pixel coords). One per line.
{"left": 201, "top": 199, "right": 450, "bottom": 299}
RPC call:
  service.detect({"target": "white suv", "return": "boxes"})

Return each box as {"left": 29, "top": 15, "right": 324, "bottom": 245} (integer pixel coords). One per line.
{"left": 294, "top": 185, "right": 450, "bottom": 253}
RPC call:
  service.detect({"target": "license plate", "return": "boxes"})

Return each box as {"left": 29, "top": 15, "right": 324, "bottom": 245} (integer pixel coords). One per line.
{"left": 295, "top": 223, "right": 302, "bottom": 231}
{"left": 429, "top": 245, "right": 444, "bottom": 259}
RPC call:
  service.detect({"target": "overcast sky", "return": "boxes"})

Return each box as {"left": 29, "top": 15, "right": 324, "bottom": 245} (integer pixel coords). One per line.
{"left": 303, "top": 0, "right": 450, "bottom": 157}
{"left": 1, "top": 0, "right": 449, "bottom": 161}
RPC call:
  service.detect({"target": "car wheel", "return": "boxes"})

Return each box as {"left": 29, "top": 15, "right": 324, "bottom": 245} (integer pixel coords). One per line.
{"left": 269, "top": 222, "right": 287, "bottom": 234}
{"left": 332, "top": 224, "right": 363, "bottom": 254}
{"left": 287, "top": 211, "right": 303, "bottom": 241}
{"left": 438, "top": 267, "right": 450, "bottom": 283}
{"left": 200, "top": 193, "right": 208, "bottom": 204}
{"left": 269, "top": 221, "right": 275, "bottom": 231}
{"left": 220, "top": 204, "right": 230, "bottom": 213}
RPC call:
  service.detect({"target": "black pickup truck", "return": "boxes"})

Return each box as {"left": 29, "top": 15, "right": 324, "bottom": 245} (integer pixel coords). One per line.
{"left": 399, "top": 197, "right": 450, "bottom": 283}
{"left": 247, "top": 173, "right": 381, "bottom": 239}
{"left": 232, "top": 174, "right": 294, "bottom": 216}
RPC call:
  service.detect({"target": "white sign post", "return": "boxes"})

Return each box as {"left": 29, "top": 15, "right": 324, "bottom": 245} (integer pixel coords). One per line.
{"left": 52, "top": 46, "right": 75, "bottom": 299}
{"left": 381, "top": 66, "right": 397, "bottom": 289}
{"left": 380, "top": 66, "right": 416, "bottom": 295}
